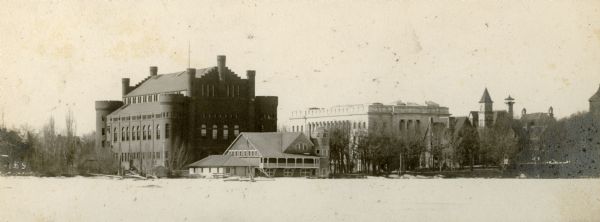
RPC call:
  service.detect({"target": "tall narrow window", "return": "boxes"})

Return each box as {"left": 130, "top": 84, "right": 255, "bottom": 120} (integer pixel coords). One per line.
{"left": 148, "top": 125, "right": 152, "bottom": 140}
{"left": 126, "top": 127, "right": 129, "bottom": 141}
{"left": 156, "top": 124, "right": 160, "bottom": 139}
{"left": 136, "top": 126, "right": 140, "bottom": 140}
{"left": 120, "top": 127, "right": 124, "bottom": 141}
{"left": 142, "top": 126, "right": 147, "bottom": 140}
{"left": 114, "top": 127, "right": 117, "bottom": 142}
{"left": 201, "top": 124, "right": 207, "bottom": 137}
{"left": 165, "top": 123, "right": 170, "bottom": 139}
{"left": 223, "top": 125, "right": 229, "bottom": 140}
{"left": 234, "top": 125, "right": 240, "bottom": 137}
{"left": 212, "top": 125, "right": 218, "bottom": 140}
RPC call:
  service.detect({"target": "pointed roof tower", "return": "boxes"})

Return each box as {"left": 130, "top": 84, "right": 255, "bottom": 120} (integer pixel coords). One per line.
{"left": 479, "top": 88, "right": 493, "bottom": 103}
{"left": 590, "top": 84, "right": 600, "bottom": 102}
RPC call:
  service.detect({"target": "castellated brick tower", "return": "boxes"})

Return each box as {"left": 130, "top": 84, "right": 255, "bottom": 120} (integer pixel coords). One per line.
{"left": 478, "top": 88, "right": 494, "bottom": 127}
{"left": 95, "top": 101, "right": 124, "bottom": 148}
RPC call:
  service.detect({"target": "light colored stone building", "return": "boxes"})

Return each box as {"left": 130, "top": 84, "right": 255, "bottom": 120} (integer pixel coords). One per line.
{"left": 289, "top": 101, "right": 451, "bottom": 170}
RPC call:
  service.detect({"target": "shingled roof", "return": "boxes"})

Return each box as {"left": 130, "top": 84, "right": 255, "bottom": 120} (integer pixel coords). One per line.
{"left": 590, "top": 84, "right": 600, "bottom": 102}
{"left": 126, "top": 67, "right": 215, "bottom": 97}
{"left": 226, "top": 132, "right": 317, "bottom": 158}
{"left": 107, "top": 102, "right": 162, "bottom": 117}
{"left": 479, "top": 88, "right": 493, "bottom": 103}
{"left": 187, "top": 155, "right": 256, "bottom": 168}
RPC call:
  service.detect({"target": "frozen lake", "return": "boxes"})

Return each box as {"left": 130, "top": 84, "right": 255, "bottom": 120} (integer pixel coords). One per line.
{"left": 0, "top": 177, "right": 599, "bottom": 222}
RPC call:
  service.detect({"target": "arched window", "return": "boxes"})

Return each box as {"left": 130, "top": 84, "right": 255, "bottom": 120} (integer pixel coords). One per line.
{"left": 142, "top": 126, "right": 147, "bottom": 140}
{"left": 212, "top": 125, "right": 218, "bottom": 140}
{"left": 201, "top": 124, "right": 207, "bottom": 137}
{"left": 126, "top": 127, "right": 129, "bottom": 141}
{"left": 156, "top": 124, "right": 160, "bottom": 139}
{"left": 148, "top": 125, "right": 152, "bottom": 140}
{"left": 223, "top": 125, "right": 229, "bottom": 140}
{"left": 136, "top": 126, "right": 140, "bottom": 140}
{"left": 234, "top": 125, "right": 240, "bottom": 137}
{"left": 165, "top": 123, "right": 170, "bottom": 139}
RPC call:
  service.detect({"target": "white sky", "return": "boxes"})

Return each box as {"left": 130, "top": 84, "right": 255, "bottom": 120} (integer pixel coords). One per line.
{"left": 1, "top": 0, "right": 599, "bottom": 135}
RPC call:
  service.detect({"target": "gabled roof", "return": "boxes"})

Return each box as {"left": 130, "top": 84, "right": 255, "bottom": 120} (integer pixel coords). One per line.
{"left": 590, "top": 84, "right": 600, "bottom": 102}
{"left": 186, "top": 155, "right": 256, "bottom": 168}
{"left": 126, "top": 67, "right": 214, "bottom": 96}
{"left": 452, "top": 117, "right": 471, "bottom": 137}
{"left": 227, "top": 132, "right": 316, "bottom": 158}
{"left": 107, "top": 102, "right": 162, "bottom": 117}
{"left": 479, "top": 88, "right": 493, "bottom": 103}
{"left": 521, "top": 112, "right": 553, "bottom": 123}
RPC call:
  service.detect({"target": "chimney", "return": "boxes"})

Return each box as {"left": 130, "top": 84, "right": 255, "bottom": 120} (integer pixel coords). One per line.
{"left": 150, "top": 66, "right": 158, "bottom": 76}
{"left": 247, "top": 70, "right": 255, "bottom": 98}
{"left": 121, "top": 78, "right": 130, "bottom": 97}
{"left": 217, "top": 55, "right": 226, "bottom": 81}
{"left": 186, "top": 68, "right": 195, "bottom": 97}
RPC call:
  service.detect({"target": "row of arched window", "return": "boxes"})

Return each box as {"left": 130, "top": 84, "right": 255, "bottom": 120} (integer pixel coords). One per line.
{"left": 200, "top": 124, "right": 239, "bottom": 140}
{"left": 291, "top": 121, "right": 368, "bottom": 133}
{"left": 200, "top": 84, "right": 241, "bottom": 97}
{"left": 113, "top": 124, "right": 170, "bottom": 142}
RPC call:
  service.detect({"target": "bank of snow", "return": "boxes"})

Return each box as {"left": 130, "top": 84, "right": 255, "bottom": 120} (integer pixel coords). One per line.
{"left": 0, "top": 177, "right": 598, "bottom": 222}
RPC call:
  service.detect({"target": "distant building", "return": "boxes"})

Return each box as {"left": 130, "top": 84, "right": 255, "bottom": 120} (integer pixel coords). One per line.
{"left": 520, "top": 107, "right": 555, "bottom": 161}
{"left": 188, "top": 132, "right": 328, "bottom": 177}
{"left": 468, "top": 88, "right": 555, "bottom": 163}
{"left": 468, "top": 88, "right": 510, "bottom": 128}
{"left": 289, "top": 101, "right": 451, "bottom": 169}
{"left": 94, "top": 55, "right": 278, "bottom": 175}
{"left": 186, "top": 155, "right": 254, "bottom": 178}
{"left": 590, "top": 84, "right": 600, "bottom": 117}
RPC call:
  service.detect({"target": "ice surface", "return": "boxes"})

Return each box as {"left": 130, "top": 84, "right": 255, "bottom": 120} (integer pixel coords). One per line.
{"left": 0, "top": 176, "right": 599, "bottom": 222}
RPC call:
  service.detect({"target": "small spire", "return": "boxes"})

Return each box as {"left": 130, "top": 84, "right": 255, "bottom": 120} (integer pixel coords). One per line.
{"left": 479, "top": 88, "right": 493, "bottom": 103}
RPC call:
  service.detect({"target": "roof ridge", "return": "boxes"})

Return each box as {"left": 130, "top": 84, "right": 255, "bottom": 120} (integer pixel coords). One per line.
{"left": 590, "top": 84, "right": 600, "bottom": 102}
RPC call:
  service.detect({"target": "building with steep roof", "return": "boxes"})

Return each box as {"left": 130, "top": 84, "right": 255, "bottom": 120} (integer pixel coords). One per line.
{"left": 187, "top": 132, "right": 328, "bottom": 177}
{"left": 590, "top": 84, "right": 600, "bottom": 116}
{"left": 94, "top": 55, "right": 278, "bottom": 175}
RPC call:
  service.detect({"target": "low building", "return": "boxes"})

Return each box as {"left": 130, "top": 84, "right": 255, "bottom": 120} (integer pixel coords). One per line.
{"left": 187, "top": 132, "right": 329, "bottom": 178}
{"left": 187, "top": 155, "right": 255, "bottom": 178}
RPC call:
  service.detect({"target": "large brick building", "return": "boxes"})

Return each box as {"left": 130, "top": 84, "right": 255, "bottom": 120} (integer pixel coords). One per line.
{"left": 95, "top": 55, "right": 278, "bottom": 174}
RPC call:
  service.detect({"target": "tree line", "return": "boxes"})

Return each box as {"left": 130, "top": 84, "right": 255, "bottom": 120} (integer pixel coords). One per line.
{"left": 0, "top": 111, "right": 117, "bottom": 176}
{"left": 326, "top": 112, "right": 600, "bottom": 177}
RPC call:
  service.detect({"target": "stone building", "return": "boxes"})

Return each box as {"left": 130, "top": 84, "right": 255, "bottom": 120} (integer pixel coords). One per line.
{"left": 95, "top": 55, "right": 278, "bottom": 174}
{"left": 289, "top": 101, "right": 451, "bottom": 170}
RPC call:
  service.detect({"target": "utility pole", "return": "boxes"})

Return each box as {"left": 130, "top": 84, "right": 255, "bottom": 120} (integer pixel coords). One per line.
{"left": 187, "top": 40, "right": 191, "bottom": 68}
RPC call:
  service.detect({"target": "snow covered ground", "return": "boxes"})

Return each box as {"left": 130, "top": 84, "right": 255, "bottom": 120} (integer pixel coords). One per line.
{"left": 0, "top": 176, "right": 599, "bottom": 222}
